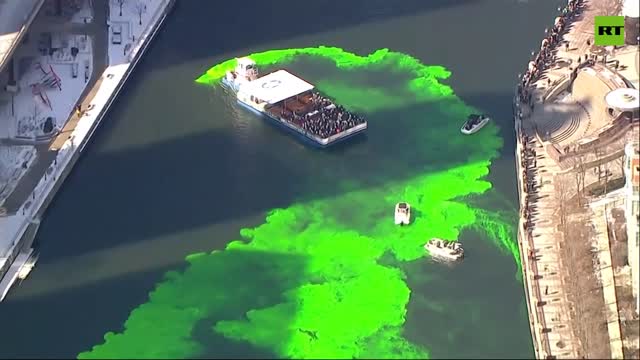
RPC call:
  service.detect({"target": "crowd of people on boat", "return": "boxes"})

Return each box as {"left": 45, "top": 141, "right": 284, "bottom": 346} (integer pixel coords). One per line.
{"left": 516, "top": 0, "right": 584, "bottom": 118}
{"left": 283, "top": 92, "right": 365, "bottom": 139}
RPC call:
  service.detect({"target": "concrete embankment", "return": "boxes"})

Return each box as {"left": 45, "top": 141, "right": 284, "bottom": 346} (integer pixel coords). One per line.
{"left": 0, "top": 0, "right": 175, "bottom": 301}
{"left": 513, "top": 0, "right": 586, "bottom": 358}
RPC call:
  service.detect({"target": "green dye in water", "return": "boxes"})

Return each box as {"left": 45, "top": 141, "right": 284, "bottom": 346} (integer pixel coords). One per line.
{"left": 79, "top": 46, "right": 520, "bottom": 359}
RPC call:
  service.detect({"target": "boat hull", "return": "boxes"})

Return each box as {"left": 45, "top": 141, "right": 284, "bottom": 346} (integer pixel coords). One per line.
{"left": 429, "top": 252, "right": 464, "bottom": 261}
{"left": 424, "top": 239, "right": 464, "bottom": 261}
{"left": 394, "top": 213, "right": 410, "bottom": 225}
{"left": 461, "top": 118, "right": 490, "bottom": 135}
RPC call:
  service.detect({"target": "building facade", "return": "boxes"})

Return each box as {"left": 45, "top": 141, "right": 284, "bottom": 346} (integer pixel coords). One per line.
{"left": 624, "top": 141, "right": 640, "bottom": 314}
{"left": 623, "top": 0, "right": 640, "bottom": 45}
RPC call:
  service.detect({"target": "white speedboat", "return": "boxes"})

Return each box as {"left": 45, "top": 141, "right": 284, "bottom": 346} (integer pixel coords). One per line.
{"left": 461, "top": 114, "right": 490, "bottom": 135}
{"left": 394, "top": 202, "right": 411, "bottom": 225}
{"left": 424, "top": 238, "right": 464, "bottom": 261}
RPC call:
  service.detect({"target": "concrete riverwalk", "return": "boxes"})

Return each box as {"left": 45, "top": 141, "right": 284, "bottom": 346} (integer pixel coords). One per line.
{"left": 0, "top": 0, "right": 175, "bottom": 302}
{"left": 0, "top": 0, "right": 108, "bottom": 214}
{"left": 513, "top": 0, "right": 639, "bottom": 358}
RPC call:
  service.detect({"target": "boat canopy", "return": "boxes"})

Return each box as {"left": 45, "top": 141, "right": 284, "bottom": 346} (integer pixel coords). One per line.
{"left": 239, "top": 70, "right": 314, "bottom": 104}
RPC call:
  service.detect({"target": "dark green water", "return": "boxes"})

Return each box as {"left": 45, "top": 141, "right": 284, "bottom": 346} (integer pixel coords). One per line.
{"left": 0, "top": 0, "right": 563, "bottom": 358}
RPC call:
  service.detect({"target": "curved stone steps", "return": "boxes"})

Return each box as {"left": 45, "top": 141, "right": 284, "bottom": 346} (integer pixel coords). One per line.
{"left": 536, "top": 104, "right": 566, "bottom": 138}
{"left": 576, "top": 100, "right": 593, "bottom": 137}
{"left": 550, "top": 111, "right": 581, "bottom": 143}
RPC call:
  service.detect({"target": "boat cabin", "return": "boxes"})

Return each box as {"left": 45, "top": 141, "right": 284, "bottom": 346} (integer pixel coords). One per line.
{"left": 238, "top": 70, "right": 316, "bottom": 111}
{"left": 233, "top": 57, "right": 259, "bottom": 82}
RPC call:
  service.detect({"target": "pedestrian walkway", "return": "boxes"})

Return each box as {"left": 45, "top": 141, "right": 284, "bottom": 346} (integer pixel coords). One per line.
{"left": 0, "top": 0, "right": 108, "bottom": 214}
{"left": 611, "top": 46, "right": 640, "bottom": 89}
{"left": 590, "top": 197, "right": 625, "bottom": 360}
{"left": 523, "top": 136, "right": 580, "bottom": 358}
{"left": 512, "top": 0, "right": 638, "bottom": 357}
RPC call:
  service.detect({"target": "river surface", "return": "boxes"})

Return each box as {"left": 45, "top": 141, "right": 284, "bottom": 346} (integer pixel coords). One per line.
{"left": 0, "top": 0, "right": 563, "bottom": 358}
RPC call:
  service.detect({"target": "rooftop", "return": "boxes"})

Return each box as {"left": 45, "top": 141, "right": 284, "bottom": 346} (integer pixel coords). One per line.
{"left": 605, "top": 88, "right": 640, "bottom": 111}
{"left": 239, "top": 70, "right": 314, "bottom": 105}
{"left": 623, "top": 0, "right": 639, "bottom": 17}
{"left": 0, "top": 0, "right": 45, "bottom": 74}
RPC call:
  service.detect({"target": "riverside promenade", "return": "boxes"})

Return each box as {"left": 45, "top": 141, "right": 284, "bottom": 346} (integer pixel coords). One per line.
{"left": 513, "top": 0, "right": 639, "bottom": 358}
{"left": 0, "top": 0, "right": 175, "bottom": 301}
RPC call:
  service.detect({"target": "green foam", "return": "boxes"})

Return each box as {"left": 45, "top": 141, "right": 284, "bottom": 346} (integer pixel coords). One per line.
{"left": 79, "top": 46, "right": 521, "bottom": 359}
{"left": 195, "top": 47, "right": 453, "bottom": 104}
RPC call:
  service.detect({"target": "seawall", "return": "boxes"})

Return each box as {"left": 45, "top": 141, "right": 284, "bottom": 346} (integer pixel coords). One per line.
{"left": 513, "top": 1, "right": 585, "bottom": 358}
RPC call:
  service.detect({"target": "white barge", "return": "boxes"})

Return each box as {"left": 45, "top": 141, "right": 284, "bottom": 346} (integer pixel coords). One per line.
{"left": 222, "top": 58, "right": 368, "bottom": 148}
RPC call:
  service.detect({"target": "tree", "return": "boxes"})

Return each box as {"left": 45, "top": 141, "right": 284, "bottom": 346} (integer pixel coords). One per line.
{"left": 135, "top": 1, "right": 146, "bottom": 25}
{"left": 574, "top": 155, "right": 587, "bottom": 206}
{"left": 602, "top": 161, "right": 611, "bottom": 194}
{"left": 614, "top": 155, "right": 626, "bottom": 178}
{"left": 593, "top": 146, "right": 603, "bottom": 183}
{"left": 555, "top": 174, "right": 571, "bottom": 228}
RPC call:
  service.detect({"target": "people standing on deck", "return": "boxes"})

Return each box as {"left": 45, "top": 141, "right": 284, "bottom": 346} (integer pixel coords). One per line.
{"left": 285, "top": 91, "right": 365, "bottom": 138}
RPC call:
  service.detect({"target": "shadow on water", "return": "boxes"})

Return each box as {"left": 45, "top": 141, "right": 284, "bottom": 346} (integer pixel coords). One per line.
{"left": 34, "top": 91, "right": 510, "bottom": 263}
{"left": 181, "top": 249, "right": 308, "bottom": 359}
{"left": 0, "top": 250, "right": 306, "bottom": 359}
{"left": 146, "top": 0, "right": 480, "bottom": 72}
{"left": 456, "top": 91, "right": 521, "bottom": 206}
{"left": 400, "top": 228, "right": 533, "bottom": 359}
{"left": 0, "top": 264, "right": 179, "bottom": 359}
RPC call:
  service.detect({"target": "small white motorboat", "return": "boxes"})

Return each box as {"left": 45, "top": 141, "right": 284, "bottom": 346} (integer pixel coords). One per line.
{"left": 394, "top": 202, "right": 411, "bottom": 225}
{"left": 461, "top": 114, "right": 490, "bottom": 135}
{"left": 424, "top": 238, "right": 464, "bottom": 261}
